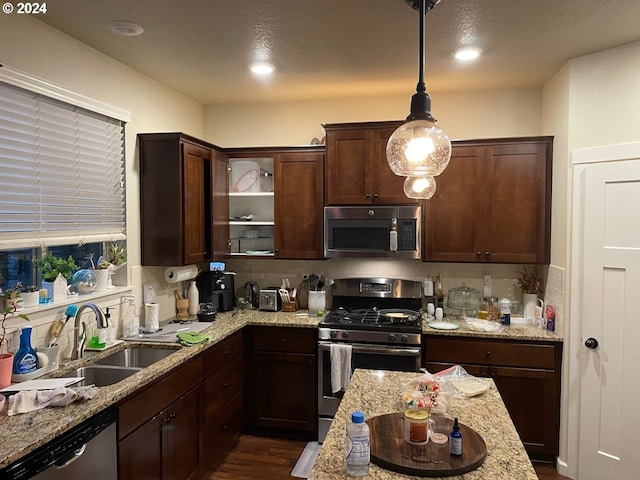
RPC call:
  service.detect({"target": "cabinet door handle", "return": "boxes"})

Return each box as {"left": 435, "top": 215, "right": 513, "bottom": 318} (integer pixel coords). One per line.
{"left": 224, "top": 350, "right": 230, "bottom": 356}
{"left": 476, "top": 251, "right": 482, "bottom": 256}
{"left": 373, "top": 193, "right": 379, "bottom": 199}
{"left": 281, "top": 338, "right": 286, "bottom": 343}
{"left": 485, "top": 251, "right": 490, "bottom": 256}
{"left": 366, "top": 193, "right": 372, "bottom": 198}
{"left": 485, "top": 351, "right": 491, "bottom": 356}
{"left": 223, "top": 382, "right": 231, "bottom": 388}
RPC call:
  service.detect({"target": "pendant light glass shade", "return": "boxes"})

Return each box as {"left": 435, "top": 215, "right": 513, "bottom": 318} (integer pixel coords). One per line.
{"left": 403, "top": 175, "right": 437, "bottom": 199}
{"left": 387, "top": 0, "right": 451, "bottom": 198}
{"left": 386, "top": 118, "right": 451, "bottom": 176}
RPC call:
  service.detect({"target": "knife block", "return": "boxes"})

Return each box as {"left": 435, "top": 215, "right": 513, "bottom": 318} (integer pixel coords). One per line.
{"left": 281, "top": 299, "right": 297, "bottom": 312}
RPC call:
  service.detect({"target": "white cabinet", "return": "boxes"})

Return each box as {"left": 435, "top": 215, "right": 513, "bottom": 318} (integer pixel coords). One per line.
{"left": 228, "top": 157, "right": 274, "bottom": 256}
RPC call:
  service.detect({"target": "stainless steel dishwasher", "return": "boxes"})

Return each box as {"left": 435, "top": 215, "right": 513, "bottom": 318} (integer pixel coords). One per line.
{"left": 0, "top": 408, "right": 117, "bottom": 479}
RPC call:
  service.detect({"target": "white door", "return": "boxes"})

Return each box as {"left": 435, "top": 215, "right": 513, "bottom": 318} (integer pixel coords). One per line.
{"left": 573, "top": 156, "right": 640, "bottom": 479}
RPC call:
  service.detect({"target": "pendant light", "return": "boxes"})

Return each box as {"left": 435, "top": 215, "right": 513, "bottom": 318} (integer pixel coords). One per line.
{"left": 404, "top": 175, "right": 436, "bottom": 199}
{"left": 386, "top": 0, "right": 451, "bottom": 198}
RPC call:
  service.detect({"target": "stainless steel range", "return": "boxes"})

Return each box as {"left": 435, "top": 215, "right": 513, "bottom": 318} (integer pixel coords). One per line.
{"left": 317, "top": 277, "right": 423, "bottom": 442}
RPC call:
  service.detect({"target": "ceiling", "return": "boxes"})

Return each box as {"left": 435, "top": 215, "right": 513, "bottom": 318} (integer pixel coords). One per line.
{"left": 37, "top": 0, "right": 640, "bottom": 105}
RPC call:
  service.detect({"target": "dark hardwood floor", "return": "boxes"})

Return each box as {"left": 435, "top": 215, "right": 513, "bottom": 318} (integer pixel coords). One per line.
{"left": 206, "top": 434, "right": 571, "bottom": 479}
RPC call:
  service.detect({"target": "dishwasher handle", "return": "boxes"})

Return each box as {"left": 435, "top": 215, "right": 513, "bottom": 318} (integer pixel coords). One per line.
{"left": 53, "top": 444, "right": 87, "bottom": 469}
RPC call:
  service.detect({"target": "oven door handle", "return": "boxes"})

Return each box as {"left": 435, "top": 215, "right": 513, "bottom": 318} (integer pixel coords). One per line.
{"left": 319, "top": 341, "right": 421, "bottom": 357}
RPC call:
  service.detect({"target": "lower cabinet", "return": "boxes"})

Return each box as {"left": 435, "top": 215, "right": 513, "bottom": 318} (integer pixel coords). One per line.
{"left": 249, "top": 326, "right": 317, "bottom": 437}
{"left": 118, "top": 359, "right": 203, "bottom": 480}
{"left": 423, "top": 335, "right": 562, "bottom": 461}
{"left": 200, "top": 330, "right": 244, "bottom": 472}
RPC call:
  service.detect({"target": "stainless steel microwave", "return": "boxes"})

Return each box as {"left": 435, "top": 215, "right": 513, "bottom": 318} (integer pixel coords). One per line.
{"left": 324, "top": 206, "right": 421, "bottom": 258}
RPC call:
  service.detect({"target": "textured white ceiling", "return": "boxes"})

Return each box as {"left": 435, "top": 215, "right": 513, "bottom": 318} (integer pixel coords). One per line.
{"left": 37, "top": 0, "right": 640, "bottom": 104}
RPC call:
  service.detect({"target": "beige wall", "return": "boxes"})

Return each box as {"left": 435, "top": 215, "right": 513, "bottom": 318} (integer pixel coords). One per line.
{"left": 203, "top": 87, "right": 543, "bottom": 147}
{"left": 0, "top": 15, "right": 205, "bottom": 349}
{"left": 0, "top": 15, "right": 204, "bottom": 269}
{"left": 568, "top": 41, "right": 640, "bottom": 150}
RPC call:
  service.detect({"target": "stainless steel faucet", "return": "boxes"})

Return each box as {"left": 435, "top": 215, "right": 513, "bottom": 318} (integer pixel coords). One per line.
{"left": 72, "top": 303, "right": 108, "bottom": 360}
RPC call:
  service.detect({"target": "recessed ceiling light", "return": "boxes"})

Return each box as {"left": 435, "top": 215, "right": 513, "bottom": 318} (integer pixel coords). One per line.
{"left": 250, "top": 62, "right": 275, "bottom": 76}
{"left": 454, "top": 47, "right": 482, "bottom": 61}
{"left": 107, "top": 20, "right": 144, "bottom": 37}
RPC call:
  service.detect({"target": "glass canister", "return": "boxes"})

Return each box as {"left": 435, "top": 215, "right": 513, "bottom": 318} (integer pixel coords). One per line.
{"left": 480, "top": 296, "right": 499, "bottom": 320}
{"left": 260, "top": 170, "right": 273, "bottom": 192}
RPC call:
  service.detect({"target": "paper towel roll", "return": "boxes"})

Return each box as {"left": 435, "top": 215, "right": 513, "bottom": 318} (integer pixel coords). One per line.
{"left": 164, "top": 265, "right": 198, "bottom": 284}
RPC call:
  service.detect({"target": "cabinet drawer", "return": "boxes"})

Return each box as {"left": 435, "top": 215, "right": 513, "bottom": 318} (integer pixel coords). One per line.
{"left": 203, "top": 330, "right": 244, "bottom": 378}
{"left": 252, "top": 326, "right": 317, "bottom": 353}
{"left": 202, "top": 391, "right": 243, "bottom": 470}
{"left": 424, "top": 337, "right": 556, "bottom": 369}
{"left": 203, "top": 354, "right": 243, "bottom": 421}
{"left": 118, "top": 357, "right": 203, "bottom": 440}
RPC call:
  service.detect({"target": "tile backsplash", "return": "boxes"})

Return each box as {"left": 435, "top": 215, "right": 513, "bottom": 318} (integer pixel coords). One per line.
{"left": 224, "top": 258, "right": 525, "bottom": 301}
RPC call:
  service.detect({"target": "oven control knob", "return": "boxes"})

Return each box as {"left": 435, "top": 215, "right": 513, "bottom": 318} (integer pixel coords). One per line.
{"left": 388, "top": 333, "right": 396, "bottom": 342}
{"left": 341, "top": 331, "right": 349, "bottom": 339}
{"left": 330, "top": 331, "right": 337, "bottom": 339}
{"left": 401, "top": 335, "right": 408, "bottom": 343}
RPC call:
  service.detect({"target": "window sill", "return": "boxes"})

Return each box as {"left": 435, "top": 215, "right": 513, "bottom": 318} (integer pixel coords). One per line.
{"left": 17, "top": 286, "right": 133, "bottom": 318}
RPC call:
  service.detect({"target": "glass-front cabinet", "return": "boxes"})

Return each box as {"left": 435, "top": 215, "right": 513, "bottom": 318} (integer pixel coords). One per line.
{"left": 228, "top": 156, "right": 275, "bottom": 257}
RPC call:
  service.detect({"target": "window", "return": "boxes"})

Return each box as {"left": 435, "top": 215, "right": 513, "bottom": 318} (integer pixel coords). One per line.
{"left": 0, "top": 66, "right": 129, "bottom": 291}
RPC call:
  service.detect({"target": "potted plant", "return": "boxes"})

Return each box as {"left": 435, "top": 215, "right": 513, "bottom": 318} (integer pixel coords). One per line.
{"left": 4, "top": 282, "right": 39, "bottom": 309}
{"left": 20, "top": 285, "right": 40, "bottom": 308}
{"left": 92, "top": 256, "right": 111, "bottom": 292}
{"left": 517, "top": 265, "right": 544, "bottom": 319}
{"left": 36, "top": 254, "right": 77, "bottom": 303}
{"left": 0, "top": 291, "right": 29, "bottom": 389}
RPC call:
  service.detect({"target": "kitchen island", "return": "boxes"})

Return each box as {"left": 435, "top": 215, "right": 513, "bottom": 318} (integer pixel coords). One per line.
{"left": 310, "top": 368, "right": 537, "bottom": 479}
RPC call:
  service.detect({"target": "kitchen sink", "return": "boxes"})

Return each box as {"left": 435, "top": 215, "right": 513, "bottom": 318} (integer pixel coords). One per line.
{"left": 67, "top": 365, "right": 141, "bottom": 387}
{"left": 93, "top": 346, "right": 179, "bottom": 368}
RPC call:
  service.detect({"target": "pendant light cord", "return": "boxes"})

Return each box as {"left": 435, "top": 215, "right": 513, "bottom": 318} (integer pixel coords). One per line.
{"left": 417, "top": 0, "right": 425, "bottom": 94}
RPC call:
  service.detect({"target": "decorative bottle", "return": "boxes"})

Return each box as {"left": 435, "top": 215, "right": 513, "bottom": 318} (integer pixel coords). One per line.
{"left": 13, "top": 326, "right": 39, "bottom": 374}
{"left": 188, "top": 280, "right": 199, "bottom": 316}
{"left": 346, "top": 411, "right": 370, "bottom": 477}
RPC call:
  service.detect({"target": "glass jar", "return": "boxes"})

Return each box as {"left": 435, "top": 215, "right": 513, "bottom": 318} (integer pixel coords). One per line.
{"left": 260, "top": 170, "right": 273, "bottom": 192}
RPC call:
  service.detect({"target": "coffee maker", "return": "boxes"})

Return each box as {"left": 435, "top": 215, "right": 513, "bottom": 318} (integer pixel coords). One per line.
{"left": 196, "top": 271, "right": 236, "bottom": 312}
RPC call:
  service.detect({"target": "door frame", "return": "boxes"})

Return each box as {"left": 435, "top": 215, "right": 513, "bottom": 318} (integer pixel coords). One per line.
{"left": 568, "top": 141, "right": 640, "bottom": 478}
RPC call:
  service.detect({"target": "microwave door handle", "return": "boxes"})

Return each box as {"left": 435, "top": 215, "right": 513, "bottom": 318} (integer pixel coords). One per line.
{"left": 390, "top": 217, "right": 398, "bottom": 251}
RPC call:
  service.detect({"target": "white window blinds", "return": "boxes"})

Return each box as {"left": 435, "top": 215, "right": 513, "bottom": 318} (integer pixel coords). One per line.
{"left": 0, "top": 81, "right": 126, "bottom": 248}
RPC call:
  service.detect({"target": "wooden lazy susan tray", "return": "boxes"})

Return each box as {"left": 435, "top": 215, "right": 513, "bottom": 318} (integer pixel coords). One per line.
{"left": 366, "top": 413, "right": 487, "bottom": 477}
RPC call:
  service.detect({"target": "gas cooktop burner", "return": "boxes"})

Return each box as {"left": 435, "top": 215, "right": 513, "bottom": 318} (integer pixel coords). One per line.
{"left": 321, "top": 307, "right": 423, "bottom": 332}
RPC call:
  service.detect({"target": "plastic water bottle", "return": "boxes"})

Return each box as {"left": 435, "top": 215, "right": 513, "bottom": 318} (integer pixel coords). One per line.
{"left": 346, "top": 411, "right": 370, "bottom": 477}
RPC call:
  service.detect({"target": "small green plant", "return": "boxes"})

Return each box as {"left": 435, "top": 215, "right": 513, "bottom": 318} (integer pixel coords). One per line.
{"left": 36, "top": 253, "right": 77, "bottom": 282}
{"left": 0, "top": 289, "right": 29, "bottom": 354}
{"left": 93, "top": 245, "right": 126, "bottom": 269}
{"left": 108, "top": 244, "right": 127, "bottom": 266}
{"left": 517, "top": 265, "right": 544, "bottom": 295}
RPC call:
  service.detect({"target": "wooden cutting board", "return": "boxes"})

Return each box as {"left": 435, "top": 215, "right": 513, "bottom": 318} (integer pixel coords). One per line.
{"left": 366, "top": 413, "right": 487, "bottom": 477}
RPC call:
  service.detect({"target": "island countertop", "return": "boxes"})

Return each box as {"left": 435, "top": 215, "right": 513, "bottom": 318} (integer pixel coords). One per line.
{"left": 309, "top": 369, "right": 537, "bottom": 479}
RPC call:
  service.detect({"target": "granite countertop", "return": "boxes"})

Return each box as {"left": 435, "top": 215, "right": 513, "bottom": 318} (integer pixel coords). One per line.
{"left": 0, "top": 310, "right": 320, "bottom": 469}
{"left": 309, "top": 369, "right": 537, "bottom": 479}
{"left": 0, "top": 308, "right": 557, "bottom": 469}
{"left": 423, "top": 318, "right": 563, "bottom": 343}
